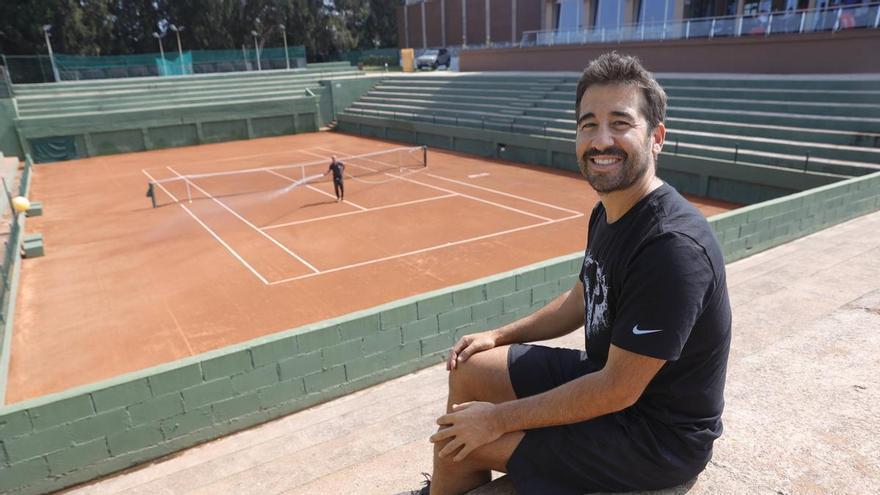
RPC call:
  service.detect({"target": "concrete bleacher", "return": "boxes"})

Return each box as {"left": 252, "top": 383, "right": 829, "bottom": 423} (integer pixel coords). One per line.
{"left": 13, "top": 64, "right": 360, "bottom": 119}
{"left": 9, "top": 63, "right": 365, "bottom": 161}
{"left": 339, "top": 73, "right": 880, "bottom": 178}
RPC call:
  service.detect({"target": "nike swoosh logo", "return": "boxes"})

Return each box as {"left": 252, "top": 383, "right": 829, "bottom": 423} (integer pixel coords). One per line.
{"left": 632, "top": 324, "right": 663, "bottom": 335}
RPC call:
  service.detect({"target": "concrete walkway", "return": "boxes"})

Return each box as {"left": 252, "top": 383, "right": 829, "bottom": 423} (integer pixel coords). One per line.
{"left": 59, "top": 210, "right": 880, "bottom": 495}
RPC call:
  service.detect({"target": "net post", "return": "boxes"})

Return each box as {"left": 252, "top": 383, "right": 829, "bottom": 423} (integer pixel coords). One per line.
{"left": 146, "top": 183, "right": 157, "bottom": 208}
{"left": 423, "top": 145, "right": 428, "bottom": 168}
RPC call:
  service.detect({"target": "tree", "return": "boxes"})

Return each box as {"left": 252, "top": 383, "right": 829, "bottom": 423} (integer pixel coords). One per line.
{"left": 0, "top": 0, "right": 400, "bottom": 61}
{"left": 361, "top": 0, "right": 399, "bottom": 49}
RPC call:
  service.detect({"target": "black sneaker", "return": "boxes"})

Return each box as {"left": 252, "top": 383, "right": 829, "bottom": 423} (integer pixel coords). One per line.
{"left": 410, "top": 472, "right": 431, "bottom": 495}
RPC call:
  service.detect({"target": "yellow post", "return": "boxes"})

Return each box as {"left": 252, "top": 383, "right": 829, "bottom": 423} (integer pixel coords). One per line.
{"left": 400, "top": 48, "right": 415, "bottom": 73}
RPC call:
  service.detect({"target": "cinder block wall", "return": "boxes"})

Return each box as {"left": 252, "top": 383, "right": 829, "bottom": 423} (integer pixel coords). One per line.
{"left": 710, "top": 170, "right": 880, "bottom": 262}
{"left": 0, "top": 254, "right": 581, "bottom": 494}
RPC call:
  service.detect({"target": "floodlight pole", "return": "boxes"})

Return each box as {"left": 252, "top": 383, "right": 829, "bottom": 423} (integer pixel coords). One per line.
{"left": 280, "top": 25, "right": 290, "bottom": 69}
{"left": 153, "top": 32, "right": 166, "bottom": 75}
{"left": 42, "top": 25, "right": 60, "bottom": 82}
{"left": 251, "top": 31, "right": 261, "bottom": 70}
{"left": 170, "top": 24, "right": 185, "bottom": 74}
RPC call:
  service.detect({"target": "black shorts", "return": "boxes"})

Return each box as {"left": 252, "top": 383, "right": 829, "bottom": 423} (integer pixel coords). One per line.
{"left": 505, "top": 344, "right": 709, "bottom": 494}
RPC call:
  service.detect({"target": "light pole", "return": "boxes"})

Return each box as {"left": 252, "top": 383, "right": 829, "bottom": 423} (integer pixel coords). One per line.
{"left": 42, "top": 24, "right": 60, "bottom": 82}
{"left": 280, "top": 24, "right": 290, "bottom": 69}
{"left": 152, "top": 32, "right": 166, "bottom": 74}
{"left": 250, "top": 30, "right": 261, "bottom": 70}
{"left": 170, "top": 24, "right": 185, "bottom": 74}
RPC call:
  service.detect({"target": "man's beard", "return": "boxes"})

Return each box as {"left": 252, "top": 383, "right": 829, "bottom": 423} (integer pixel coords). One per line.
{"left": 578, "top": 142, "right": 652, "bottom": 193}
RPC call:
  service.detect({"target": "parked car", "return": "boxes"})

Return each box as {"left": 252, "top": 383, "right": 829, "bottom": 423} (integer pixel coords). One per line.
{"left": 416, "top": 49, "right": 450, "bottom": 70}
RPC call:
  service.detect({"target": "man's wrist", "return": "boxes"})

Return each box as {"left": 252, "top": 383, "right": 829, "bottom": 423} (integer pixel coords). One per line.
{"left": 492, "top": 399, "right": 520, "bottom": 434}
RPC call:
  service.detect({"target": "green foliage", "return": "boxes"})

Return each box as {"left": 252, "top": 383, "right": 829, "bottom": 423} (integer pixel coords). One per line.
{"left": 361, "top": 54, "right": 397, "bottom": 67}
{"left": 0, "top": 0, "right": 399, "bottom": 61}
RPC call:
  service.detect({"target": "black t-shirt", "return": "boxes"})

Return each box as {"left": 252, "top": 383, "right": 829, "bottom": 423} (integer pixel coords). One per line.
{"left": 329, "top": 161, "right": 345, "bottom": 182}
{"left": 579, "top": 183, "right": 731, "bottom": 453}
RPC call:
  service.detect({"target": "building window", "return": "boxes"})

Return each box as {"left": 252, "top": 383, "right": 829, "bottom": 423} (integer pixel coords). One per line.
{"left": 556, "top": 0, "right": 583, "bottom": 30}
{"left": 743, "top": 0, "right": 810, "bottom": 14}
{"left": 594, "top": 0, "right": 624, "bottom": 29}
{"left": 637, "top": 0, "right": 676, "bottom": 23}
{"left": 684, "top": 0, "right": 738, "bottom": 18}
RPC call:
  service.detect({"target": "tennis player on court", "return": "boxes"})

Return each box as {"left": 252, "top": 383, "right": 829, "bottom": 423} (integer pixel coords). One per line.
{"left": 323, "top": 155, "right": 345, "bottom": 202}
{"left": 419, "top": 52, "right": 732, "bottom": 495}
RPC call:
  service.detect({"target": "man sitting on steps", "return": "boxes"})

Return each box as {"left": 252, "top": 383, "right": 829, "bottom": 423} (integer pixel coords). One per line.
{"left": 417, "top": 52, "right": 733, "bottom": 495}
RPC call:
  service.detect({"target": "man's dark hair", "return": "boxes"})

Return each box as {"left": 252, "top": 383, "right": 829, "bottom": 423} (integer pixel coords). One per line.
{"left": 575, "top": 52, "right": 667, "bottom": 131}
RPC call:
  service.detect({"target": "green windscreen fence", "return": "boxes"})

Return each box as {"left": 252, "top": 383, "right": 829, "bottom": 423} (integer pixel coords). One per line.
{"left": 2, "top": 46, "right": 307, "bottom": 83}
{"left": 1, "top": 55, "right": 55, "bottom": 84}
{"left": 28, "top": 136, "right": 78, "bottom": 163}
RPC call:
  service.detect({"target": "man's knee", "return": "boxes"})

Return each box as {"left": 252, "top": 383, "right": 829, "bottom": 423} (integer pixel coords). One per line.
{"left": 448, "top": 346, "right": 515, "bottom": 403}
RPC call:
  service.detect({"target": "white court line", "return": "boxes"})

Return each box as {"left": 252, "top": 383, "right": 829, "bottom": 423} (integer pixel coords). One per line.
{"left": 264, "top": 169, "right": 368, "bottom": 211}
{"left": 468, "top": 173, "right": 490, "bottom": 179}
{"left": 167, "top": 166, "right": 320, "bottom": 273}
{"left": 179, "top": 204, "right": 270, "bottom": 284}
{"left": 269, "top": 213, "right": 583, "bottom": 285}
{"left": 307, "top": 148, "right": 554, "bottom": 222}
{"left": 426, "top": 173, "right": 582, "bottom": 216}
{"left": 263, "top": 193, "right": 457, "bottom": 230}
{"left": 141, "top": 170, "right": 269, "bottom": 284}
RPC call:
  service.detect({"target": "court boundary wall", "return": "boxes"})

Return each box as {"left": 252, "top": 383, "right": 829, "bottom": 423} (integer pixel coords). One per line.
{"left": 0, "top": 155, "right": 32, "bottom": 410}
{"left": 0, "top": 177, "right": 878, "bottom": 493}
{"left": 335, "top": 114, "right": 844, "bottom": 205}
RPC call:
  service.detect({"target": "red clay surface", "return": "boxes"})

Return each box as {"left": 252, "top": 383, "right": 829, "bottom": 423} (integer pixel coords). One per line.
{"left": 7, "top": 133, "right": 739, "bottom": 403}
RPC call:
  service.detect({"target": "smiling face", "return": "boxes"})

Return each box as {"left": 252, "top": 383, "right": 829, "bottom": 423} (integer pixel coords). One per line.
{"left": 575, "top": 83, "right": 665, "bottom": 194}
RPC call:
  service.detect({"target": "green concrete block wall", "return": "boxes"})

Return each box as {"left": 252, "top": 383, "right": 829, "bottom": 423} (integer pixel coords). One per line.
{"left": 0, "top": 253, "right": 582, "bottom": 494}
{"left": 709, "top": 171, "right": 880, "bottom": 262}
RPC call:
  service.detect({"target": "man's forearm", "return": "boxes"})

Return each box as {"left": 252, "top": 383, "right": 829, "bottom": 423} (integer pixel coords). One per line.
{"left": 492, "top": 284, "right": 584, "bottom": 346}
{"left": 493, "top": 368, "right": 628, "bottom": 432}
{"left": 491, "top": 346, "right": 665, "bottom": 433}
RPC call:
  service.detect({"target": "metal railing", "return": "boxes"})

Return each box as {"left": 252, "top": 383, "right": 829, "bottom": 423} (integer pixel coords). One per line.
{"left": 514, "top": 3, "right": 880, "bottom": 48}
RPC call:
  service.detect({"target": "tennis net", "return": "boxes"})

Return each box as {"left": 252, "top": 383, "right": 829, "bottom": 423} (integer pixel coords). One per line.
{"left": 146, "top": 145, "right": 428, "bottom": 208}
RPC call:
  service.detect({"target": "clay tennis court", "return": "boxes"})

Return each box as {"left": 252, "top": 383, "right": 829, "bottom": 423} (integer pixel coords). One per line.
{"left": 7, "top": 132, "right": 738, "bottom": 404}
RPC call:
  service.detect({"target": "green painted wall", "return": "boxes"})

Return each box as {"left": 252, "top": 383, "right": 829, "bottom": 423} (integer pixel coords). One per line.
{"left": 0, "top": 100, "right": 23, "bottom": 159}
{"left": 321, "top": 76, "right": 383, "bottom": 121}
{"left": 709, "top": 171, "right": 880, "bottom": 262}
{"left": 336, "top": 114, "right": 843, "bottom": 204}
{"left": 16, "top": 96, "right": 324, "bottom": 162}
